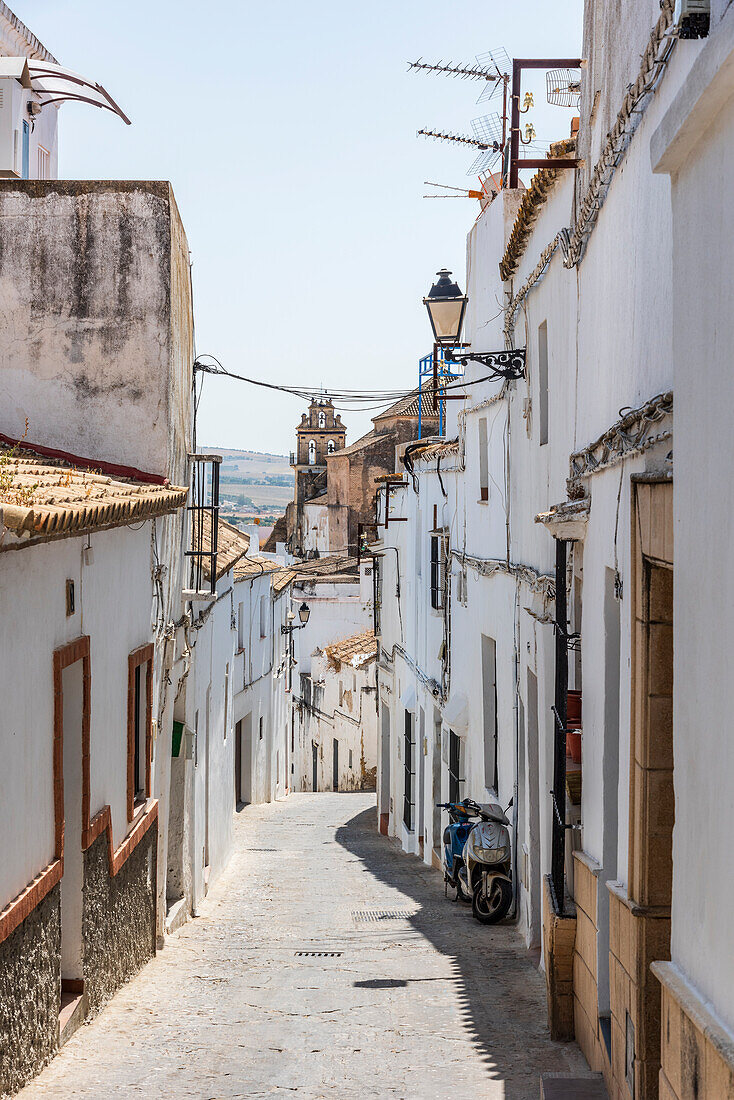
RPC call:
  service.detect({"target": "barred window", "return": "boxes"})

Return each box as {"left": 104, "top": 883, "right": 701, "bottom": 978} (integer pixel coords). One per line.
{"left": 430, "top": 532, "right": 448, "bottom": 610}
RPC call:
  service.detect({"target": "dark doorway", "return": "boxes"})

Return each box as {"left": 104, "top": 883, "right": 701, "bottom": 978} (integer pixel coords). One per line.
{"left": 332, "top": 738, "right": 339, "bottom": 792}
{"left": 312, "top": 742, "right": 318, "bottom": 792}
{"left": 234, "top": 719, "right": 242, "bottom": 806}
{"left": 448, "top": 730, "right": 462, "bottom": 804}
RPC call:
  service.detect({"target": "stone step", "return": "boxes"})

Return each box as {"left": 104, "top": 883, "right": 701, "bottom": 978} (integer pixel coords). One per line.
{"left": 540, "top": 1072, "right": 608, "bottom": 1099}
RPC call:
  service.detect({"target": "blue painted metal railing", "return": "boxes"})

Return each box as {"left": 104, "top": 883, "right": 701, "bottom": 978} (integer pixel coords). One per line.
{"left": 417, "top": 349, "right": 464, "bottom": 438}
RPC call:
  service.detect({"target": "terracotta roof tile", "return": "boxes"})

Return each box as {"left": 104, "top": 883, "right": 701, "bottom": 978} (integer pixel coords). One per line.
{"left": 321, "top": 629, "right": 377, "bottom": 670}
{"left": 199, "top": 513, "right": 251, "bottom": 581}
{"left": 233, "top": 554, "right": 295, "bottom": 594}
{"left": 373, "top": 390, "right": 440, "bottom": 422}
{"left": 0, "top": 446, "right": 187, "bottom": 546}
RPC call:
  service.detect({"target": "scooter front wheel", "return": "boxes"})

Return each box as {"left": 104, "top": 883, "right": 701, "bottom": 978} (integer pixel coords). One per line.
{"left": 472, "top": 878, "right": 512, "bottom": 924}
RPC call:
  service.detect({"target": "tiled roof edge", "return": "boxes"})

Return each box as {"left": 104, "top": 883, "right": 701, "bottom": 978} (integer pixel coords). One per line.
{"left": 499, "top": 137, "right": 577, "bottom": 281}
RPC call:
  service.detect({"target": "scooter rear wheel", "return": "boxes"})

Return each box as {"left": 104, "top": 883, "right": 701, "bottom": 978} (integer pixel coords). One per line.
{"left": 472, "top": 878, "right": 512, "bottom": 924}
{"left": 456, "top": 876, "right": 471, "bottom": 903}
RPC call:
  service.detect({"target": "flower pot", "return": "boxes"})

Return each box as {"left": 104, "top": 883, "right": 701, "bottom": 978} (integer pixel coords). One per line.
{"left": 567, "top": 729, "right": 582, "bottom": 765}
{"left": 567, "top": 689, "right": 582, "bottom": 726}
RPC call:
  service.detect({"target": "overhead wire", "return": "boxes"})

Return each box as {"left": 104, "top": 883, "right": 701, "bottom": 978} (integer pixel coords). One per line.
{"left": 193, "top": 354, "right": 503, "bottom": 413}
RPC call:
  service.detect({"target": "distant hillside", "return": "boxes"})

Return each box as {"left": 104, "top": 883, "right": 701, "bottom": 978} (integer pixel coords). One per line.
{"left": 202, "top": 446, "right": 292, "bottom": 529}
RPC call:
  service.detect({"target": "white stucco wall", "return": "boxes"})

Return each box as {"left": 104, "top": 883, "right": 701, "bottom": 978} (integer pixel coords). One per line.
{"left": 0, "top": 522, "right": 154, "bottom": 908}
{"left": 651, "top": 5, "right": 734, "bottom": 1034}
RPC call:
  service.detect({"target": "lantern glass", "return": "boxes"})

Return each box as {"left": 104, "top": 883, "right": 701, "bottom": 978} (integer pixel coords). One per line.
{"left": 298, "top": 602, "right": 310, "bottom": 625}
{"left": 423, "top": 269, "right": 467, "bottom": 346}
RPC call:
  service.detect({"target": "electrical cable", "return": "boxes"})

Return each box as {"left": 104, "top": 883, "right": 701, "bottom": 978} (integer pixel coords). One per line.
{"left": 193, "top": 354, "right": 506, "bottom": 412}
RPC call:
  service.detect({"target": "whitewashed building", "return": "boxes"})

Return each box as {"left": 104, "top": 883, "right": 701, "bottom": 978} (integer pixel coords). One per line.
{"left": 375, "top": 2, "right": 734, "bottom": 1097}
{"left": 231, "top": 553, "right": 293, "bottom": 805}
{"left": 0, "top": 448, "right": 188, "bottom": 1092}
{"left": 295, "top": 631, "right": 378, "bottom": 792}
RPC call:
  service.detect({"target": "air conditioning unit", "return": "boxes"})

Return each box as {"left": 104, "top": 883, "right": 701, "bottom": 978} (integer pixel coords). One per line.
{"left": 674, "top": 0, "right": 710, "bottom": 38}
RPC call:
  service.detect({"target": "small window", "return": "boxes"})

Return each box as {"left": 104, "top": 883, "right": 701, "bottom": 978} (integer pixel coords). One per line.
{"left": 448, "top": 730, "right": 463, "bottom": 803}
{"left": 481, "top": 635, "right": 498, "bottom": 791}
{"left": 403, "top": 711, "right": 414, "bottom": 830}
{"left": 430, "top": 533, "right": 447, "bottom": 610}
{"left": 478, "top": 417, "right": 489, "bottom": 501}
{"left": 259, "top": 594, "right": 268, "bottom": 638}
{"left": 37, "top": 145, "right": 50, "bottom": 180}
{"left": 259, "top": 716, "right": 264, "bottom": 740}
{"left": 128, "top": 645, "right": 153, "bottom": 817}
{"left": 237, "top": 601, "right": 245, "bottom": 650}
{"left": 538, "top": 321, "right": 549, "bottom": 446}
{"left": 308, "top": 440, "right": 316, "bottom": 465}
{"left": 133, "top": 664, "right": 145, "bottom": 800}
{"left": 349, "top": 749, "right": 353, "bottom": 769}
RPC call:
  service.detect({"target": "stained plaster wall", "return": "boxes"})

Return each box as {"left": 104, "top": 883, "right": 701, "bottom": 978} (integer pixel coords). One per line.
{"left": 301, "top": 499, "right": 329, "bottom": 555}
{"left": 0, "top": 180, "right": 193, "bottom": 484}
{"left": 295, "top": 651, "right": 377, "bottom": 793}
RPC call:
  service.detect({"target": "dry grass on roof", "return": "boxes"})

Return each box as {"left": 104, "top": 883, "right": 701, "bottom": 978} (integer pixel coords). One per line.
{"left": 499, "top": 136, "right": 577, "bottom": 281}
{"left": 0, "top": 445, "right": 188, "bottom": 545}
{"left": 321, "top": 629, "right": 377, "bottom": 670}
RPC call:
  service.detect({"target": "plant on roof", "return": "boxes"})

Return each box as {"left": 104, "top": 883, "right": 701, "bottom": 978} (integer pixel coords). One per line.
{"left": 0, "top": 420, "right": 38, "bottom": 508}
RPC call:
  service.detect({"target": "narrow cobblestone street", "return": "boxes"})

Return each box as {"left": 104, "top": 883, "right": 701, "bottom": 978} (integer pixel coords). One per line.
{"left": 20, "top": 794, "right": 587, "bottom": 1099}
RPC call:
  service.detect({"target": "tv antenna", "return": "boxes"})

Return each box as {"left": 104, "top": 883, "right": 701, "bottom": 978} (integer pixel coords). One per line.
{"left": 410, "top": 48, "right": 512, "bottom": 177}
{"left": 408, "top": 47, "right": 510, "bottom": 106}
{"left": 546, "top": 68, "right": 582, "bottom": 108}
{"left": 418, "top": 113, "right": 505, "bottom": 176}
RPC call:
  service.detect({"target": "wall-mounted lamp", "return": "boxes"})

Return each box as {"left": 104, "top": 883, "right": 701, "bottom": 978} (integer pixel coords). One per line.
{"left": 423, "top": 270, "right": 525, "bottom": 381}
{"left": 282, "top": 602, "right": 310, "bottom": 634}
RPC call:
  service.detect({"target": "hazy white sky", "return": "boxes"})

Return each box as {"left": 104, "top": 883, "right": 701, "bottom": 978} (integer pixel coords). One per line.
{"left": 17, "top": 1, "right": 583, "bottom": 454}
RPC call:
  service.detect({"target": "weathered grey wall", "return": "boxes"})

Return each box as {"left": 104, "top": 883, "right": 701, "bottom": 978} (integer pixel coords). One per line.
{"left": 0, "top": 885, "right": 60, "bottom": 1097}
{"left": 0, "top": 180, "right": 192, "bottom": 482}
{"left": 83, "top": 824, "right": 157, "bottom": 1018}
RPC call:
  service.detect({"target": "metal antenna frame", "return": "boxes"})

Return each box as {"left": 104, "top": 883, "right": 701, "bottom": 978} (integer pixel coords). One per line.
{"left": 509, "top": 58, "right": 583, "bottom": 186}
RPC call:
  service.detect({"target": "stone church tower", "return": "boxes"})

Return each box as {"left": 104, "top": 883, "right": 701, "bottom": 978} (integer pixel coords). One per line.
{"left": 286, "top": 399, "right": 346, "bottom": 554}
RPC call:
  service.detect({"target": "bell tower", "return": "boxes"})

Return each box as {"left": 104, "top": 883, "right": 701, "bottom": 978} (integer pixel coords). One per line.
{"left": 287, "top": 399, "right": 346, "bottom": 554}
{"left": 292, "top": 399, "right": 346, "bottom": 469}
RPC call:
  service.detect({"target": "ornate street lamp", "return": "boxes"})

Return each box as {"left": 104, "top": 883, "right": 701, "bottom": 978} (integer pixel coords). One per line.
{"left": 423, "top": 269, "right": 468, "bottom": 347}
{"left": 423, "top": 269, "right": 526, "bottom": 381}
{"left": 298, "top": 602, "right": 310, "bottom": 625}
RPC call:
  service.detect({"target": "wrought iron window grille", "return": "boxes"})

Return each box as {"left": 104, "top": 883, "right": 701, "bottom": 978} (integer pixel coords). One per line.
{"left": 184, "top": 453, "right": 221, "bottom": 599}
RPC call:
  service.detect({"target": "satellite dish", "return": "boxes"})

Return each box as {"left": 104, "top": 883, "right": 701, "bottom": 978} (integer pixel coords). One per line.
{"left": 546, "top": 68, "right": 582, "bottom": 108}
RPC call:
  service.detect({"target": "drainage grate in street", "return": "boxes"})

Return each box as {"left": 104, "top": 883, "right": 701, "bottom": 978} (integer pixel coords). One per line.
{"left": 294, "top": 951, "right": 342, "bottom": 957}
{"left": 352, "top": 909, "right": 416, "bottom": 922}
{"left": 244, "top": 848, "right": 278, "bottom": 852}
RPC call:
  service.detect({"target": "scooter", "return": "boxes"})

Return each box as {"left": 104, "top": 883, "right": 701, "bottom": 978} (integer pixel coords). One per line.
{"left": 436, "top": 800, "right": 479, "bottom": 902}
{"left": 462, "top": 799, "right": 513, "bottom": 924}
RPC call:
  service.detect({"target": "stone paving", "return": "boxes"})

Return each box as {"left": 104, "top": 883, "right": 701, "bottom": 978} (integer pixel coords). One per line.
{"left": 20, "top": 793, "right": 589, "bottom": 1099}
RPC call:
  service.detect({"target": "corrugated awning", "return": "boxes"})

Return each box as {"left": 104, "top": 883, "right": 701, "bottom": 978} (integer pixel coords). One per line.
{"left": 27, "top": 60, "right": 130, "bottom": 125}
